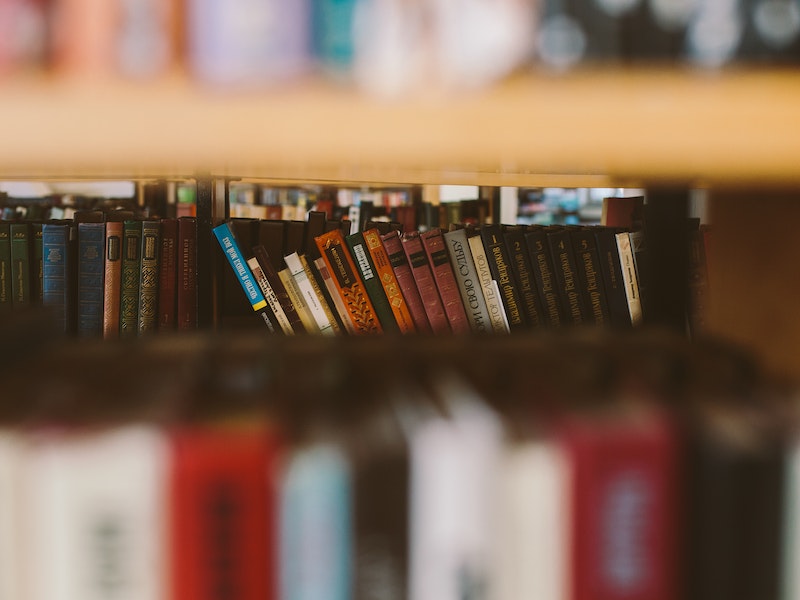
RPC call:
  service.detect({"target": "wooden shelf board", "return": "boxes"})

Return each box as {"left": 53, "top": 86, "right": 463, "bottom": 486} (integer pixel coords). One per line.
{"left": 1, "top": 68, "right": 799, "bottom": 185}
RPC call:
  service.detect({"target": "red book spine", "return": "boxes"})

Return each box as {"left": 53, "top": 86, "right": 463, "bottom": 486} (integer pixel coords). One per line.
{"left": 102, "top": 220, "right": 123, "bottom": 339}
{"left": 380, "top": 230, "right": 431, "bottom": 334}
{"left": 420, "top": 228, "right": 470, "bottom": 334}
{"left": 177, "top": 217, "right": 197, "bottom": 331}
{"left": 400, "top": 231, "right": 450, "bottom": 335}
{"left": 169, "top": 426, "right": 281, "bottom": 600}
{"left": 558, "top": 410, "right": 678, "bottom": 600}
{"left": 158, "top": 218, "right": 177, "bottom": 331}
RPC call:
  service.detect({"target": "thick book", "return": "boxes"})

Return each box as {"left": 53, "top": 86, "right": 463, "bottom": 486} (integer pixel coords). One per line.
{"left": 10, "top": 222, "right": 31, "bottom": 308}
{"left": 0, "top": 223, "right": 10, "bottom": 310}
{"left": 285, "top": 251, "right": 337, "bottom": 335}
{"left": 420, "top": 228, "right": 471, "bottom": 334}
{"left": 77, "top": 221, "right": 105, "bottom": 337}
{"left": 158, "top": 217, "right": 178, "bottom": 331}
{"left": 252, "top": 244, "right": 306, "bottom": 334}
{"left": 547, "top": 226, "right": 589, "bottom": 326}
{"left": 594, "top": 226, "right": 633, "bottom": 329}
{"left": 380, "top": 230, "right": 431, "bottom": 334}
{"left": 120, "top": 220, "right": 143, "bottom": 338}
{"left": 102, "top": 220, "right": 124, "bottom": 339}
{"left": 400, "top": 231, "right": 450, "bottom": 335}
{"left": 42, "top": 221, "right": 75, "bottom": 333}
{"left": 467, "top": 231, "right": 510, "bottom": 333}
{"left": 346, "top": 230, "right": 400, "bottom": 334}
{"left": 570, "top": 227, "right": 611, "bottom": 326}
{"left": 363, "top": 228, "right": 416, "bottom": 334}
{"left": 314, "top": 228, "right": 383, "bottom": 335}
{"left": 31, "top": 222, "right": 43, "bottom": 305}
{"left": 480, "top": 224, "right": 527, "bottom": 331}
{"left": 524, "top": 227, "right": 565, "bottom": 328}
{"left": 615, "top": 231, "right": 643, "bottom": 326}
{"left": 246, "top": 255, "right": 292, "bottom": 334}
{"left": 442, "top": 228, "right": 491, "bottom": 334}
{"left": 504, "top": 228, "right": 545, "bottom": 329}
{"left": 138, "top": 220, "right": 162, "bottom": 335}
{"left": 177, "top": 217, "right": 197, "bottom": 331}
{"left": 170, "top": 426, "right": 279, "bottom": 600}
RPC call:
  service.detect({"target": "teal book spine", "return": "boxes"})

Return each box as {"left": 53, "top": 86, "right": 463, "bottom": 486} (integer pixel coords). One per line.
{"left": 212, "top": 222, "right": 267, "bottom": 312}
{"left": 77, "top": 222, "right": 105, "bottom": 337}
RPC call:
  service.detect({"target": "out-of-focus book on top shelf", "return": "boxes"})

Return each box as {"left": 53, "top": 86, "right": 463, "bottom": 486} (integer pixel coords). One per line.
{"left": 1, "top": 0, "right": 799, "bottom": 96}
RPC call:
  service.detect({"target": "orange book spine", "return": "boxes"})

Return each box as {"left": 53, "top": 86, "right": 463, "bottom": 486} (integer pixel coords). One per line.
{"left": 363, "top": 228, "right": 416, "bottom": 334}
{"left": 102, "top": 220, "right": 123, "bottom": 339}
{"left": 314, "top": 229, "right": 382, "bottom": 335}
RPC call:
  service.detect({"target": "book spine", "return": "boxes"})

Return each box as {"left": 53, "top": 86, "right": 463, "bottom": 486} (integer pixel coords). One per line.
{"left": 31, "top": 222, "right": 43, "bottom": 305}
{"left": 400, "top": 231, "right": 450, "bottom": 335}
{"left": 380, "top": 230, "right": 431, "bottom": 334}
{"left": 0, "top": 223, "right": 10, "bottom": 311}
{"left": 279, "top": 267, "right": 319, "bottom": 333}
{"left": 313, "top": 255, "right": 358, "bottom": 335}
{"left": 77, "top": 221, "right": 105, "bottom": 337}
{"left": 547, "top": 227, "right": 588, "bottom": 326}
{"left": 212, "top": 222, "right": 268, "bottom": 312}
{"left": 628, "top": 230, "right": 650, "bottom": 323}
{"left": 10, "top": 222, "right": 30, "bottom": 308}
{"left": 524, "top": 229, "right": 565, "bottom": 328}
{"left": 177, "top": 217, "right": 197, "bottom": 331}
{"left": 103, "top": 221, "right": 123, "bottom": 339}
{"left": 247, "top": 255, "right": 293, "bottom": 334}
{"left": 253, "top": 244, "right": 306, "bottom": 334}
{"left": 158, "top": 218, "right": 177, "bottom": 331}
{"left": 42, "top": 223, "right": 67, "bottom": 330}
{"left": 480, "top": 224, "right": 527, "bottom": 331}
{"left": 314, "top": 229, "right": 383, "bottom": 335}
{"left": 285, "top": 251, "right": 336, "bottom": 336}
{"left": 346, "top": 231, "right": 400, "bottom": 334}
{"left": 420, "top": 229, "right": 471, "bottom": 334}
{"left": 138, "top": 220, "right": 161, "bottom": 335}
{"left": 467, "top": 232, "right": 510, "bottom": 333}
{"left": 570, "top": 228, "right": 611, "bottom": 326}
{"left": 120, "top": 220, "right": 142, "bottom": 338}
{"left": 504, "top": 229, "right": 545, "bottom": 329}
{"left": 300, "top": 254, "right": 343, "bottom": 335}
{"left": 615, "top": 231, "right": 643, "bottom": 326}
{"left": 594, "top": 227, "right": 632, "bottom": 328}
{"left": 363, "top": 229, "right": 416, "bottom": 334}
{"left": 442, "top": 228, "right": 491, "bottom": 334}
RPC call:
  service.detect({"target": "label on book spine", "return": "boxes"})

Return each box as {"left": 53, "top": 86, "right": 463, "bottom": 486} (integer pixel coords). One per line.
{"left": 138, "top": 221, "right": 161, "bottom": 335}
{"left": 363, "top": 229, "right": 416, "bottom": 334}
{"left": 247, "top": 256, "right": 294, "bottom": 334}
{"left": 285, "top": 251, "right": 335, "bottom": 335}
{"left": 213, "top": 222, "right": 268, "bottom": 312}
{"left": 444, "top": 228, "right": 491, "bottom": 334}
{"left": 468, "top": 233, "right": 510, "bottom": 333}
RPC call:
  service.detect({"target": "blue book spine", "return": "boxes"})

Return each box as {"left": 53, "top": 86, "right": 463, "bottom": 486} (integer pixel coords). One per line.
{"left": 42, "top": 223, "right": 69, "bottom": 332}
{"left": 280, "top": 444, "right": 352, "bottom": 600}
{"left": 77, "top": 222, "right": 106, "bottom": 337}
{"left": 212, "top": 222, "right": 267, "bottom": 312}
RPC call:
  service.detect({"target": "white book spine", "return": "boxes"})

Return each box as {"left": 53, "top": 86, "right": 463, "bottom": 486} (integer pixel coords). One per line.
{"left": 279, "top": 267, "right": 319, "bottom": 333}
{"left": 444, "top": 228, "right": 492, "bottom": 333}
{"left": 246, "top": 256, "right": 295, "bottom": 334}
{"left": 285, "top": 252, "right": 335, "bottom": 336}
{"left": 468, "top": 233, "right": 510, "bottom": 333}
{"left": 615, "top": 232, "right": 643, "bottom": 326}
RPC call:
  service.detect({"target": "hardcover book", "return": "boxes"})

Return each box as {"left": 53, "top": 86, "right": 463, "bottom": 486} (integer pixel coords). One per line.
{"left": 246, "top": 255, "right": 290, "bottom": 334}
{"left": 420, "top": 228, "right": 470, "bottom": 334}
{"left": 31, "top": 222, "right": 43, "bottom": 305}
{"left": 279, "top": 266, "right": 319, "bottom": 334}
{"left": 380, "top": 230, "right": 431, "bottom": 334}
{"left": 314, "top": 228, "right": 382, "bottom": 335}
{"left": 594, "top": 227, "right": 632, "bottom": 328}
{"left": 138, "top": 220, "right": 162, "bottom": 335}
{"left": 10, "top": 222, "right": 30, "bottom": 308}
{"left": 570, "top": 227, "right": 611, "bottom": 326}
{"left": 300, "top": 253, "right": 343, "bottom": 335}
{"left": 313, "top": 254, "right": 358, "bottom": 335}
{"left": 103, "top": 220, "right": 123, "bottom": 339}
{"left": 77, "top": 221, "right": 105, "bottom": 337}
{"left": 221, "top": 218, "right": 261, "bottom": 329}
{"left": 346, "top": 230, "right": 400, "bottom": 334}
{"left": 547, "top": 226, "right": 589, "bottom": 326}
{"left": 480, "top": 224, "right": 526, "bottom": 331}
{"left": 253, "top": 244, "right": 306, "bottom": 334}
{"left": 400, "top": 231, "right": 449, "bottom": 335}
{"left": 42, "top": 221, "right": 75, "bottom": 333}
{"left": 524, "top": 227, "right": 565, "bottom": 328}
{"left": 443, "top": 228, "right": 491, "bottom": 334}
{"left": 177, "top": 217, "right": 197, "bottom": 331}
{"left": 363, "top": 228, "right": 416, "bottom": 334}
{"left": 120, "top": 220, "right": 143, "bottom": 338}
{"left": 615, "top": 231, "right": 643, "bottom": 327}
{"left": 504, "top": 228, "right": 545, "bottom": 329}
{"left": 158, "top": 218, "right": 178, "bottom": 331}
{"left": 467, "top": 231, "right": 510, "bottom": 333}
{"left": 0, "top": 223, "right": 10, "bottom": 310}
{"left": 285, "top": 251, "right": 336, "bottom": 335}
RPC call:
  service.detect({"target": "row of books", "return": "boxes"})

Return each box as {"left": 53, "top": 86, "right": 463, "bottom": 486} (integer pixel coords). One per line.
{"left": 216, "top": 212, "right": 659, "bottom": 337}
{"left": 0, "top": 214, "right": 199, "bottom": 337}
{"left": 2, "top": 0, "right": 797, "bottom": 90}
{"left": 0, "top": 322, "right": 793, "bottom": 600}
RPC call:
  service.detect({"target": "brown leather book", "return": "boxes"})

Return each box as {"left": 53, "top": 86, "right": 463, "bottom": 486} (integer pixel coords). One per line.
{"left": 363, "top": 228, "right": 416, "bottom": 334}
{"left": 176, "top": 217, "right": 197, "bottom": 331}
{"left": 380, "top": 230, "right": 431, "bottom": 334}
{"left": 420, "top": 228, "right": 470, "bottom": 334}
{"left": 400, "top": 231, "right": 450, "bottom": 335}
{"left": 102, "top": 220, "right": 123, "bottom": 339}
{"left": 158, "top": 218, "right": 177, "bottom": 331}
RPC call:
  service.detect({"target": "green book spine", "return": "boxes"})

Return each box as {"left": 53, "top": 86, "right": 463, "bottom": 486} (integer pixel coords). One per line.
{"left": 120, "top": 220, "right": 142, "bottom": 338}
{"left": 0, "top": 223, "right": 10, "bottom": 309}
{"left": 346, "top": 230, "right": 400, "bottom": 333}
{"left": 137, "top": 220, "right": 161, "bottom": 335}
{"left": 10, "top": 223, "right": 31, "bottom": 308}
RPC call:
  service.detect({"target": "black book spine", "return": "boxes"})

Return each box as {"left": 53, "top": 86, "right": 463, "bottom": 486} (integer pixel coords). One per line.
{"left": 524, "top": 227, "right": 565, "bottom": 328}
{"left": 570, "top": 227, "right": 611, "bottom": 326}
{"left": 546, "top": 226, "right": 588, "bottom": 326}
{"left": 594, "top": 226, "right": 632, "bottom": 329}
{"left": 504, "top": 229, "right": 545, "bottom": 328}
{"left": 479, "top": 224, "right": 527, "bottom": 331}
